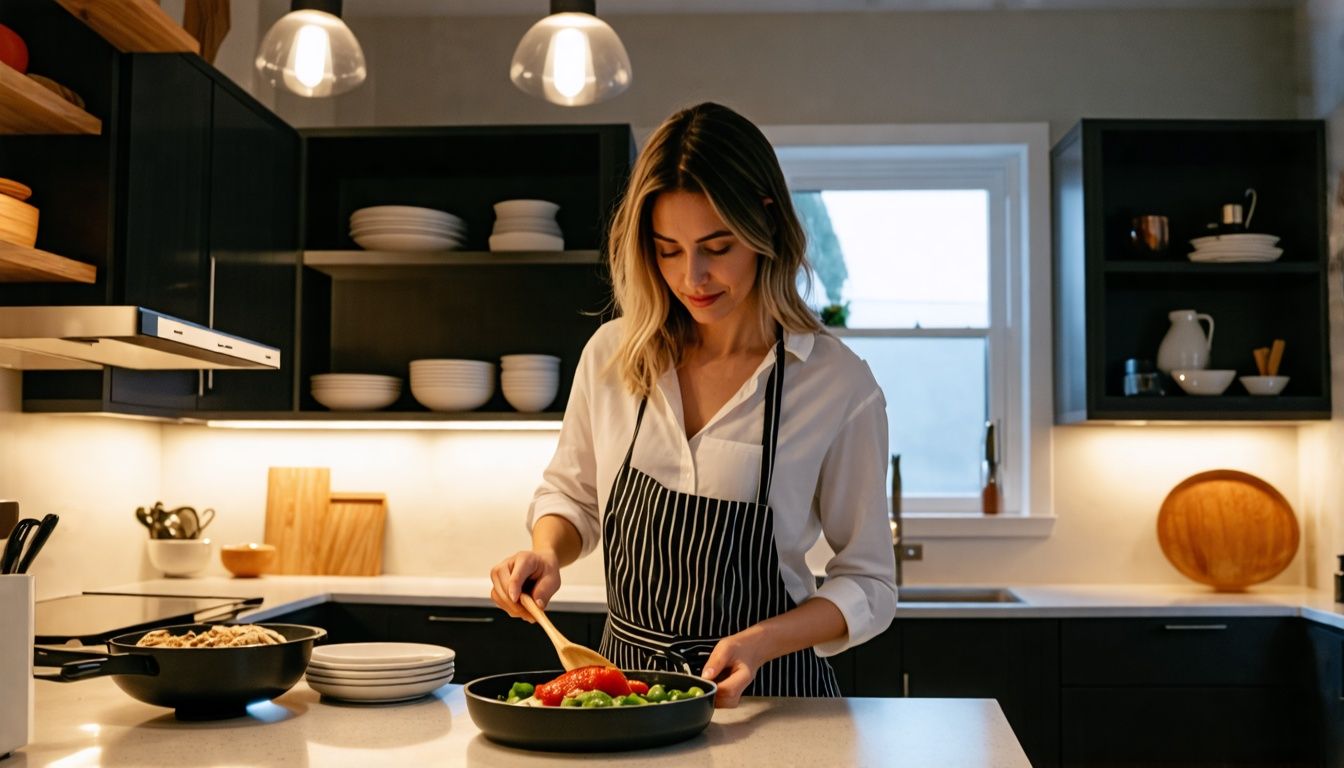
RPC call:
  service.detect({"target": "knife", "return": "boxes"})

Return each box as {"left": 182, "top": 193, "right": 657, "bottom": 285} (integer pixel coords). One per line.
{"left": 1, "top": 518, "right": 37, "bottom": 574}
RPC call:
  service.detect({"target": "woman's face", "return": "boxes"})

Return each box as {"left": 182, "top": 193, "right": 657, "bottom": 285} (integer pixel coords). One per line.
{"left": 650, "top": 190, "right": 759, "bottom": 329}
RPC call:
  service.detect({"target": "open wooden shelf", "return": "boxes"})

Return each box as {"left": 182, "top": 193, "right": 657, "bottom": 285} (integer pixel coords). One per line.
{"left": 304, "top": 249, "right": 603, "bottom": 278}
{"left": 0, "top": 63, "right": 101, "bottom": 135}
{"left": 0, "top": 241, "right": 96, "bottom": 283}
{"left": 55, "top": 0, "right": 200, "bottom": 53}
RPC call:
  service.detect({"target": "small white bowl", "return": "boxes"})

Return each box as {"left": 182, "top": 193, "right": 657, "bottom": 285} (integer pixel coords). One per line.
{"left": 147, "top": 538, "right": 214, "bottom": 577}
{"left": 1172, "top": 369, "right": 1236, "bottom": 396}
{"left": 1240, "top": 375, "right": 1289, "bottom": 396}
{"left": 489, "top": 232, "right": 564, "bottom": 252}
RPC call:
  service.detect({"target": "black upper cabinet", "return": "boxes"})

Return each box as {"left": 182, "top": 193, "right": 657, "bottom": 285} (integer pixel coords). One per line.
{"left": 12, "top": 52, "right": 300, "bottom": 416}
{"left": 1051, "top": 119, "right": 1331, "bottom": 423}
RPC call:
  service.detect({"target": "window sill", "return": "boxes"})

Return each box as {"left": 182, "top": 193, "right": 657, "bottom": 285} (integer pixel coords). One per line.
{"left": 902, "top": 514, "right": 1056, "bottom": 539}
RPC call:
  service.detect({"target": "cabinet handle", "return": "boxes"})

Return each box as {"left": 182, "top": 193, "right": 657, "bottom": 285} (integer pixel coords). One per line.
{"left": 426, "top": 615, "right": 495, "bottom": 624}
{"left": 1163, "top": 624, "right": 1227, "bottom": 631}
{"left": 199, "top": 256, "right": 218, "bottom": 396}
{"left": 902, "top": 672, "right": 909, "bottom": 697}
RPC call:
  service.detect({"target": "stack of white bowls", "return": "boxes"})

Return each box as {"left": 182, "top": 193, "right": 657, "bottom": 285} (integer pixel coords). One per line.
{"left": 350, "top": 205, "right": 465, "bottom": 252}
{"left": 501, "top": 354, "right": 560, "bottom": 412}
{"left": 310, "top": 373, "right": 401, "bottom": 411}
{"left": 306, "top": 642, "right": 455, "bottom": 704}
{"left": 489, "top": 199, "right": 563, "bottom": 252}
{"left": 409, "top": 359, "right": 495, "bottom": 412}
{"left": 1187, "top": 233, "right": 1282, "bottom": 263}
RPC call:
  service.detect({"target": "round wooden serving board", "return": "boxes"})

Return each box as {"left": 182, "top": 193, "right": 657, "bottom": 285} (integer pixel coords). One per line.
{"left": 1156, "top": 469, "right": 1298, "bottom": 592}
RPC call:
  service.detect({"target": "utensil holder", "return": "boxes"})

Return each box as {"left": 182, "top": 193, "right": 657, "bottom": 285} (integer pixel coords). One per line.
{"left": 0, "top": 575, "right": 33, "bottom": 758}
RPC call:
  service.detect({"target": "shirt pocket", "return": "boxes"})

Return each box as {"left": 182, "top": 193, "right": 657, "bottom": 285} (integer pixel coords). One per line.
{"left": 694, "top": 437, "right": 763, "bottom": 503}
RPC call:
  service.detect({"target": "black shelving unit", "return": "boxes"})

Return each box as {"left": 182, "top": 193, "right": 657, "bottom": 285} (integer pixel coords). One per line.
{"left": 1052, "top": 119, "right": 1331, "bottom": 423}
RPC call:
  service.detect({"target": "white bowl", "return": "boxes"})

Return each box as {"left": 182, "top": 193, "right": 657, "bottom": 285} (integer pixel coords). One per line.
{"left": 1172, "top": 369, "right": 1236, "bottom": 396}
{"left": 493, "top": 199, "right": 560, "bottom": 218}
{"left": 411, "top": 384, "right": 493, "bottom": 412}
{"left": 312, "top": 387, "right": 401, "bottom": 411}
{"left": 501, "top": 354, "right": 560, "bottom": 366}
{"left": 1240, "top": 375, "right": 1290, "bottom": 396}
{"left": 489, "top": 232, "right": 564, "bottom": 252}
{"left": 147, "top": 538, "right": 214, "bottom": 577}
{"left": 312, "top": 373, "right": 400, "bottom": 385}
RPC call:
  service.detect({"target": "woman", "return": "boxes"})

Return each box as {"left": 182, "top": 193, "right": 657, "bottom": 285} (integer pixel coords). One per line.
{"left": 490, "top": 102, "right": 895, "bottom": 707}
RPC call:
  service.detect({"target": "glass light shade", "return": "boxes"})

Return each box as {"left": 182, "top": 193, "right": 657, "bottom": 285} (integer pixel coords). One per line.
{"left": 510, "top": 12, "right": 632, "bottom": 107}
{"left": 255, "top": 9, "right": 366, "bottom": 98}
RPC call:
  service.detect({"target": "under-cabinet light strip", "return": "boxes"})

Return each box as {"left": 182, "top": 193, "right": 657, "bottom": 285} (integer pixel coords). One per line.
{"left": 203, "top": 420, "right": 562, "bottom": 432}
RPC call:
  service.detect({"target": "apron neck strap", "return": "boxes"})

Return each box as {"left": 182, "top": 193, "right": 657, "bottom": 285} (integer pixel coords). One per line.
{"left": 755, "top": 330, "right": 787, "bottom": 507}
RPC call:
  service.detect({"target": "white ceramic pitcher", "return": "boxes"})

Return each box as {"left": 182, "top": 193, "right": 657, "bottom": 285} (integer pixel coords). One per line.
{"left": 1156, "top": 309, "right": 1215, "bottom": 374}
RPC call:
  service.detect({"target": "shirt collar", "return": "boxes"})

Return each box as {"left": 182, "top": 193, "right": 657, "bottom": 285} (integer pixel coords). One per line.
{"left": 783, "top": 329, "right": 816, "bottom": 363}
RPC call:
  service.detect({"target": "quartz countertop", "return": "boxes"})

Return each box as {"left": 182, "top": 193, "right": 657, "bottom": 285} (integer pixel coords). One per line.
{"left": 95, "top": 576, "right": 1344, "bottom": 630}
{"left": 22, "top": 677, "right": 1030, "bottom": 767}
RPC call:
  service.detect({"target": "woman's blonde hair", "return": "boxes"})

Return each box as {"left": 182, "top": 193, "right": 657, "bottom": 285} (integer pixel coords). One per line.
{"left": 606, "top": 102, "right": 822, "bottom": 397}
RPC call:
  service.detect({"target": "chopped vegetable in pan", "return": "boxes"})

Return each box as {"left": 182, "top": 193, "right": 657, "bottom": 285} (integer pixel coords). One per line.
{"left": 498, "top": 666, "right": 706, "bottom": 707}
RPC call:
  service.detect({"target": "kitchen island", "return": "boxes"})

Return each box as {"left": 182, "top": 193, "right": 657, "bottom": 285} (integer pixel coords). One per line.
{"left": 20, "top": 676, "right": 1031, "bottom": 767}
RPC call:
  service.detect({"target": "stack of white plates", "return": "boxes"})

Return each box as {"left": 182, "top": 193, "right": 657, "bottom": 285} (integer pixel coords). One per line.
{"left": 501, "top": 354, "right": 560, "bottom": 412}
{"left": 307, "top": 642, "right": 455, "bottom": 703}
{"left": 310, "top": 373, "right": 401, "bottom": 411}
{"left": 409, "top": 359, "right": 495, "bottom": 412}
{"left": 489, "top": 199, "right": 563, "bottom": 252}
{"left": 350, "top": 205, "right": 466, "bottom": 252}
{"left": 1188, "top": 233, "right": 1282, "bottom": 263}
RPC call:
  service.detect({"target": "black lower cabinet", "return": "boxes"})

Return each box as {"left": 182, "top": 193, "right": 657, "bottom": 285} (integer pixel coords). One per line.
{"left": 1309, "top": 623, "right": 1344, "bottom": 767}
{"left": 1059, "top": 617, "right": 1315, "bottom": 767}
{"left": 382, "top": 605, "right": 593, "bottom": 682}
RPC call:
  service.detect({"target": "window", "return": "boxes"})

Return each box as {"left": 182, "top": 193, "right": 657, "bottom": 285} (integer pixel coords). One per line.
{"left": 769, "top": 125, "right": 1053, "bottom": 536}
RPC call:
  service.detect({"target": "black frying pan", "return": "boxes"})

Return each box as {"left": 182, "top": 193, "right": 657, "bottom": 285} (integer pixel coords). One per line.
{"left": 35, "top": 623, "right": 325, "bottom": 720}
{"left": 464, "top": 669, "right": 716, "bottom": 752}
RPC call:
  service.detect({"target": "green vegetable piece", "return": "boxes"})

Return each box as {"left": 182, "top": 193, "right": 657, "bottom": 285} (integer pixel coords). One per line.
{"left": 509, "top": 682, "right": 535, "bottom": 699}
{"left": 667, "top": 690, "right": 685, "bottom": 701}
{"left": 686, "top": 686, "right": 705, "bottom": 697}
{"left": 560, "top": 694, "right": 582, "bottom": 707}
{"left": 621, "top": 694, "right": 648, "bottom": 706}
{"left": 506, "top": 695, "right": 521, "bottom": 704}
{"left": 644, "top": 684, "right": 668, "bottom": 703}
{"left": 580, "top": 690, "right": 614, "bottom": 708}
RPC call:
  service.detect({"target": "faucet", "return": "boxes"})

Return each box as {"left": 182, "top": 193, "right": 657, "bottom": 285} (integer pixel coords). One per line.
{"left": 890, "top": 454, "right": 902, "bottom": 587}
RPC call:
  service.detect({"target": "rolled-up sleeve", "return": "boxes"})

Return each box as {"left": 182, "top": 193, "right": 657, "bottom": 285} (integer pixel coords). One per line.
{"left": 810, "top": 387, "right": 898, "bottom": 656}
{"left": 526, "top": 339, "right": 603, "bottom": 557}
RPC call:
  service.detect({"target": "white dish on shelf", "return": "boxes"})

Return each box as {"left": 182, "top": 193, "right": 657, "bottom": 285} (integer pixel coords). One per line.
{"left": 311, "top": 388, "right": 400, "bottom": 411}
{"left": 1240, "top": 375, "right": 1290, "bottom": 396}
{"left": 306, "top": 665, "right": 454, "bottom": 686}
{"left": 1171, "top": 369, "right": 1236, "bottom": 396}
{"left": 352, "top": 205, "right": 462, "bottom": 222}
{"left": 501, "top": 354, "right": 561, "bottom": 367}
{"left": 307, "top": 672, "right": 453, "bottom": 703}
{"left": 411, "top": 384, "right": 494, "bottom": 412}
{"left": 493, "top": 199, "right": 560, "bottom": 218}
{"left": 353, "top": 232, "right": 461, "bottom": 252}
{"left": 312, "top": 374, "right": 401, "bottom": 386}
{"left": 312, "top": 642, "right": 456, "bottom": 667}
{"left": 489, "top": 232, "right": 564, "bottom": 252}
{"left": 1189, "top": 233, "right": 1280, "bottom": 249}
{"left": 305, "top": 660, "right": 454, "bottom": 680}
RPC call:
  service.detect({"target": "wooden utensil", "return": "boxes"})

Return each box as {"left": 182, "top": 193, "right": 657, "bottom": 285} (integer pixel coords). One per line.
{"left": 1267, "top": 339, "right": 1285, "bottom": 376}
{"left": 519, "top": 594, "right": 615, "bottom": 671}
{"left": 1252, "top": 347, "right": 1269, "bottom": 376}
{"left": 184, "top": 0, "right": 230, "bottom": 64}
{"left": 1156, "top": 469, "right": 1298, "bottom": 592}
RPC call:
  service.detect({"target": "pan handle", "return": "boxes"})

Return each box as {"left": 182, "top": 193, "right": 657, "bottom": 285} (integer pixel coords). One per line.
{"left": 33, "top": 647, "right": 159, "bottom": 682}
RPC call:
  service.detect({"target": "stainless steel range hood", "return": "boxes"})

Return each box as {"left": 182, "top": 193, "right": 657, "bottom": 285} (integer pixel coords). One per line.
{"left": 0, "top": 306, "right": 280, "bottom": 371}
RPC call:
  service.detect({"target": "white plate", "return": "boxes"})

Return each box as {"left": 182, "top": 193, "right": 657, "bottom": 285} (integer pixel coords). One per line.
{"left": 311, "top": 642, "right": 456, "bottom": 667}
{"left": 1190, "top": 233, "right": 1280, "bottom": 248}
{"left": 305, "top": 660, "right": 454, "bottom": 680}
{"left": 306, "top": 665, "right": 454, "bottom": 686}
{"left": 352, "top": 205, "right": 462, "bottom": 222}
{"left": 307, "top": 672, "right": 453, "bottom": 703}
{"left": 354, "top": 232, "right": 461, "bottom": 252}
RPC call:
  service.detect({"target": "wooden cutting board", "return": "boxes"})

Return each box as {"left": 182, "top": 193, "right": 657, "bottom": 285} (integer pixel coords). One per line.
{"left": 316, "top": 492, "right": 387, "bottom": 576}
{"left": 1156, "top": 469, "right": 1298, "bottom": 592}
{"left": 264, "top": 467, "right": 331, "bottom": 575}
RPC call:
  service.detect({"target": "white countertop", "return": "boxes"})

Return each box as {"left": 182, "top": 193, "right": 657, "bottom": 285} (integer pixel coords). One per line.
{"left": 94, "top": 575, "right": 1344, "bottom": 630}
{"left": 22, "top": 677, "right": 1030, "bottom": 767}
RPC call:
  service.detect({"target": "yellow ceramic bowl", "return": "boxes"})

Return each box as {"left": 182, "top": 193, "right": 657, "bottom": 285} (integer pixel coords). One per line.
{"left": 221, "top": 543, "right": 277, "bottom": 578}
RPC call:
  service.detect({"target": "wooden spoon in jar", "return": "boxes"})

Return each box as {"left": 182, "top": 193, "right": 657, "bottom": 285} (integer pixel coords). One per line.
{"left": 519, "top": 593, "right": 616, "bottom": 671}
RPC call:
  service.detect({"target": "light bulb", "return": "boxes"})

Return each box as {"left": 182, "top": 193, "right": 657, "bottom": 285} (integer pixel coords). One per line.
{"left": 548, "top": 27, "right": 591, "bottom": 99}
{"left": 291, "top": 24, "right": 330, "bottom": 89}
{"left": 255, "top": 8, "right": 366, "bottom": 98}
{"left": 511, "top": 11, "right": 631, "bottom": 107}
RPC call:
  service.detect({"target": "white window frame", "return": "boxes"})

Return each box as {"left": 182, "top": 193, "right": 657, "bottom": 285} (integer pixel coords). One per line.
{"left": 765, "top": 123, "right": 1055, "bottom": 538}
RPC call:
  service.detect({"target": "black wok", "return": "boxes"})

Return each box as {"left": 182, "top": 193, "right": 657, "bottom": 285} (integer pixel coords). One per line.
{"left": 464, "top": 669, "right": 716, "bottom": 752}
{"left": 35, "top": 623, "right": 325, "bottom": 720}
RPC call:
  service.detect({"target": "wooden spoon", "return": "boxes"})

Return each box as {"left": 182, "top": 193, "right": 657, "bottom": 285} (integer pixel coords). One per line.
{"left": 519, "top": 593, "right": 616, "bottom": 671}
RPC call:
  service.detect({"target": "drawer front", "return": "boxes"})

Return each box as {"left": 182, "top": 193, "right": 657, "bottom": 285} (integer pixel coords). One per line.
{"left": 1061, "top": 687, "right": 1312, "bottom": 765}
{"left": 384, "top": 605, "right": 591, "bottom": 682}
{"left": 1061, "top": 617, "right": 1300, "bottom": 686}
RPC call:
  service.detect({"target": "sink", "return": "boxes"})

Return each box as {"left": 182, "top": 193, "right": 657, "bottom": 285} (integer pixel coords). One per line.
{"left": 897, "top": 586, "right": 1023, "bottom": 604}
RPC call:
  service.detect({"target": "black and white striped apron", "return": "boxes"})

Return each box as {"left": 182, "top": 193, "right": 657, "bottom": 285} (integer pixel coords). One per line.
{"left": 598, "top": 334, "right": 841, "bottom": 697}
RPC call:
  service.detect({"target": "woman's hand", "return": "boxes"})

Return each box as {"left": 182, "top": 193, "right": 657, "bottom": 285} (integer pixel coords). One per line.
{"left": 489, "top": 549, "right": 562, "bottom": 622}
{"left": 701, "top": 630, "right": 768, "bottom": 708}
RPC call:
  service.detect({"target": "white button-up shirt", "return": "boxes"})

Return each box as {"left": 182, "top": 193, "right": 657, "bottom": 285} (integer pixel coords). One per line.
{"left": 528, "top": 319, "right": 897, "bottom": 656}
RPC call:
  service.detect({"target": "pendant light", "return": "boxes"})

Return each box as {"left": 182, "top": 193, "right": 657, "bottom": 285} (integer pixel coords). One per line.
{"left": 255, "top": 0, "right": 366, "bottom": 98}
{"left": 510, "top": 0, "right": 632, "bottom": 107}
